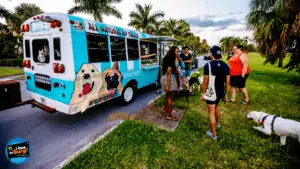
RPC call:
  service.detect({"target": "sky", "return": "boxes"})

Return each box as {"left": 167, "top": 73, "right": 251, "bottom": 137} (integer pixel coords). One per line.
{"left": 1, "top": 0, "right": 253, "bottom": 46}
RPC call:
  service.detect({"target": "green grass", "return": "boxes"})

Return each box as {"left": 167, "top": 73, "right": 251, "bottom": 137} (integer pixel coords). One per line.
{"left": 64, "top": 53, "right": 300, "bottom": 169}
{"left": 0, "top": 67, "right": 23, "bottom": 77}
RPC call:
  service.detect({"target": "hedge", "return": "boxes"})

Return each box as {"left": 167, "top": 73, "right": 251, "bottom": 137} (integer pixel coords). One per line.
{"left": 0, "top": 59, "right": 23, "bottom": 67}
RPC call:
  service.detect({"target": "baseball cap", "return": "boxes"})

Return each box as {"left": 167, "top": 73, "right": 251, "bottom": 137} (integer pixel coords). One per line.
{"left": 210, "top": 45, "right": 222, "bottom": 59}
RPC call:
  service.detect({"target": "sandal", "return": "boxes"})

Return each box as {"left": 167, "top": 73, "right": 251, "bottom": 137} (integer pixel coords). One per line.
{"left": 229, "top": 99, "right": 235, "bottom": 102}
{"left": 222, "top": 98, "right": 229, "bottom": 102}
{"left": 242, "top": 100, "right": 249, "bottom": 105}
{"left": 166, "top": 116, "right": 179, "bottom": 121}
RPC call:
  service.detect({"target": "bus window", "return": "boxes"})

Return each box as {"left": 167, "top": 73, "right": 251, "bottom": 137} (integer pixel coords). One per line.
{"left": 110, "top": 36, "right": 126, "bottom": 62}
{"left": 25, "top": 40, "right": 30, "bottom": 58}
{"left": 32, "top": 39, "right": 50, "bottom": 63}
{"left": 87, "top": 33, "right": 109, "bottom": 62}
{"left": 127, "top": 38, "right": 139, "bottom": 60}
{"left": 53, "top": 38, "right": 61, "bottom": 60}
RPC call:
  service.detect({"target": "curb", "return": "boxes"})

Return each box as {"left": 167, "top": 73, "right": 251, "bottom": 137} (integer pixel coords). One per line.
{"left": 52, "top": 120, "right": 124, "bottom": 169}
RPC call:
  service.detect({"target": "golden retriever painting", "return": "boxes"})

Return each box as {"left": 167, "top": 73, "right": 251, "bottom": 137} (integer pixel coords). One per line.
{"left": 69, "top": 62, "right": 124, "bottom": 114}
{"left": 69, "top": 64, "right": 102, "bottom": 114}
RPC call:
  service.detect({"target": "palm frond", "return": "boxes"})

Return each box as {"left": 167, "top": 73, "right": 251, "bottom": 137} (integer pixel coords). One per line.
{"left": 104, "top": 6, "right": 122, "bottom": 19}
{"left": 68, "top": 5, "right": 87, "bottom": 14}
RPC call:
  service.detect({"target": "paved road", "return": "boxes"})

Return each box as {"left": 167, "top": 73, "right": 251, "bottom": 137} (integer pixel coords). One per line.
{"left": 0, "top": 57, "right": 208, "bottom": 169}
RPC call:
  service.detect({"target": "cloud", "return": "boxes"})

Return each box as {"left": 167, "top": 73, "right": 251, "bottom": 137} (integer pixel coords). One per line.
{"left": 183, "top": 12, "right": 246, "bottom": 32}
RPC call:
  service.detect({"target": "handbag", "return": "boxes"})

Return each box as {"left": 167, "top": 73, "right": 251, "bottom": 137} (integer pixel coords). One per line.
{"left": 203, "top": 62, "right": 217, "bottom": 101}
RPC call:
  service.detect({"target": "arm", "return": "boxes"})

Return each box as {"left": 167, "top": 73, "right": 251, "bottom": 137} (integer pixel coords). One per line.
{"left": 200, "top": 64, "right": 209, "bottom": 101}
{"left": 141, "top": 53, "right": 156, "bottom": 59}
{"left": 240, "top": 53, "right": 249, "bottom": 77}
{"left": 224, "top": 75, "right": 230, "bottom": 99}
{"left": 201, "top": 75, "right": 209, "bottom": 95}
{"left": 166, "top": 66, "right": 173, "bottom": 92}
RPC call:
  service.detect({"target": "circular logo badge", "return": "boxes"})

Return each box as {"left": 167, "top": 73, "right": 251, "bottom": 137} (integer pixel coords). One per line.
{"left": 5, "top": 137, "right": 32, "bottom": 165}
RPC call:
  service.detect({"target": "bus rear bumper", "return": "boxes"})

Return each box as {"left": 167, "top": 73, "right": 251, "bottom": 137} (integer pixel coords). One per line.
{"left": 28, "top": 91, "right": 70, "bottom": 114}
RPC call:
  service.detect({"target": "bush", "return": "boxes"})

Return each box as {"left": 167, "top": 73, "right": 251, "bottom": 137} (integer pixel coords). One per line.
{"left": 0, "top": 59, "right": 23, "bottom": 67}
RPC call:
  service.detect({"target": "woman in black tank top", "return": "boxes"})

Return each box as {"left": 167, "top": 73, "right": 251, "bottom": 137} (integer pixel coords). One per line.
{"left": 161, "top": 46, "right": 180, "bottom": 121}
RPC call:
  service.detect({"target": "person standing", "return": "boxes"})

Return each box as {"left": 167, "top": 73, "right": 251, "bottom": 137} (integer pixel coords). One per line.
{"left": 161, "top": 46, "right": 180, "bottom": 121}
{"left": 180, "top": 46, "right": 193, "bottom": 77}
{"left": 227, "top": 45, "right": 250, "bottom": 104}
{"left": 200, "top": 46, "right": 230, "bottom": 140}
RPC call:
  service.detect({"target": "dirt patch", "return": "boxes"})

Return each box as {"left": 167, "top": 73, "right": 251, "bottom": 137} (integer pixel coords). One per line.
{"left": 107, "top": 104, "right": 185, "bottom": 131}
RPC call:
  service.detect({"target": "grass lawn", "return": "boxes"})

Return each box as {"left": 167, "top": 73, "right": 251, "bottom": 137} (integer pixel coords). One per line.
{"left": 64, "top": 53, "right": 300, "bottom": 169}
{"left": 0, "top": 67, "right": 23, "bottom": 77}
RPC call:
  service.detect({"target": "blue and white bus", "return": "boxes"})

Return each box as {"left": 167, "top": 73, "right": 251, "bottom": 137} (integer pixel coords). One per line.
{"left": 20, "top": 13, "right": 176, "bottom": 115}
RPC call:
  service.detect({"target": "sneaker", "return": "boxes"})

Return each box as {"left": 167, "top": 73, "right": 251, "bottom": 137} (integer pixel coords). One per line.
{"left": 179, "top": 87, "right": 183, "bottom": 91}
{"left": 217, "top": 124, "right": 221, "bottom": 128}
{"left": 206, "top": 131, "right": 217, "bottom": 141}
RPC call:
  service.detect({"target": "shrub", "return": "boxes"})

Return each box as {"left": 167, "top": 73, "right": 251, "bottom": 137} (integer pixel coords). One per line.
{"left": 0, "top": 59, "right": 23, "bottom": 67}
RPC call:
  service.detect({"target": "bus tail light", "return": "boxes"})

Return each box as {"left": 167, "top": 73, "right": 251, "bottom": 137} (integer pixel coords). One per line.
{"left": 24, "top": 60, "right": 31, "bottom": 68}
{"left": 25, "top": 60, "right": 31, "bottom": 69}
{"left": 23, "top": 60, "right": 26, "bottom": 67}
{"left": 21, "top": 25, "right": 25, "bottom": 32}
{"left": 24, "top": 24, "right": 29, "bottom": 32}
{"left": 55, "top": 20, "right": 62, "bottom": 27}
{"left": 53, "top": 63, "right": 59, "bottom": 73}
{"left": 58, "top": 64, "right": 65, "bottom": 73}
{"left": 53, "top": 82, "right": 59, "bottom": 88}
{"left": 50, "top": 21, "right": 56, "bottom": 28}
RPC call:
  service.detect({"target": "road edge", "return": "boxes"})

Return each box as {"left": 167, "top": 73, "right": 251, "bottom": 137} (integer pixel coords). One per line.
{"left": 52, "top": 120, "right": 124, "bottom": 169}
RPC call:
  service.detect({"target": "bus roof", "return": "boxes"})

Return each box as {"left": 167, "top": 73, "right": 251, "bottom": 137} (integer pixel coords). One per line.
{"left": 21, "top": 13, "right": 177, "bottom": 41}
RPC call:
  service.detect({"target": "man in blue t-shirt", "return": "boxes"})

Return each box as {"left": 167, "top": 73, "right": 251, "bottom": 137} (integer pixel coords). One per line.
{"left": 180, "top": 46, "right": 193, "bottom": 77}
{"left": 200, "top": 45, "right": 230, "bottom": 141}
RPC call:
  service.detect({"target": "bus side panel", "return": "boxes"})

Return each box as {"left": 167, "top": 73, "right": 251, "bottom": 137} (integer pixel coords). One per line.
{"left": 68, "top": 15, "right": 89, "bottom": 73}
{"left": 68, "top": 15, "right": 90, "bottom": 114}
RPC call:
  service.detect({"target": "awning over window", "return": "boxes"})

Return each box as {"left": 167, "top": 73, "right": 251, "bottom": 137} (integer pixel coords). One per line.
{"left": 141, "top": 36, "right": 177, "bottom": 42}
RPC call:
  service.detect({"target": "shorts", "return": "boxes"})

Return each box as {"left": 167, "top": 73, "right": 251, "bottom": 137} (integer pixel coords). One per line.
{"left": 185, "top": 69, "right": 191, "bottom": 77}
{"left": 206, "top": 97, "right": 221, "bottom": 105}
{"left": 230, "top": 74, "right": 249, "bottom": 88}
{"left": 161, "top": 75, "right": 178, "bottom": 91}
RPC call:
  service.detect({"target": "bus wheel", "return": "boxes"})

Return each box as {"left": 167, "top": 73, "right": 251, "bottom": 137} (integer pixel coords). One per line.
{"left": 121, "top": 84, "right": 136, "bottom": 105}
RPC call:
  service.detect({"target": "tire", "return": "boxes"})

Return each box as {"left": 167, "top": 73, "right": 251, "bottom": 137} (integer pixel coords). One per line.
{"left": 120, "top": 84, "right": 137, "bottom": 105}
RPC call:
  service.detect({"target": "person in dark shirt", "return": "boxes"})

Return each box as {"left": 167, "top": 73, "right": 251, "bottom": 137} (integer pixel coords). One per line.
{"left": 180, "top": 46, "right": 193, "bottom": 77}
{"left": 200, "top": 45, "right": 230, "bottom": 141}
{"left": 161, "top": 46, "right": 180, "bottom": 121}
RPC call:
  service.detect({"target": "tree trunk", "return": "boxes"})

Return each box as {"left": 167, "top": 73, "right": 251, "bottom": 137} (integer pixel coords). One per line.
{"left": 278, "top": 55, "right": 283, "bottom": 67}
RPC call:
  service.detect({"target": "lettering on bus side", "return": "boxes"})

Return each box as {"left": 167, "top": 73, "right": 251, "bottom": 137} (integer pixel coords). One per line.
{"left": 98, "top": 26, "right": 139, "bottom": 38}
{"left": 89, "top": 90, "right": 118, "bottom": 106}
{"left": 88, "top": 23, "right": 98, "bottom": 31}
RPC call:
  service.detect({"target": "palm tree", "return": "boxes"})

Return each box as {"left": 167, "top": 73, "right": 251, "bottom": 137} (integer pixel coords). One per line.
{"left": 128, "top": 3, "right": 164, "bottom": 34}
{"left": 68, "top": 0, "right": 122, "bottom": 22}
{"left": 164, "top": 19, "right": 179, "bottom": 38}
{"left": 201, "top": 39, "right": 207, "bottom": 54}
{"left": 8, "top": 3, "right": 43, "bottom": 33}
{"left": 0, "top": 5, "right": 13, "bottom": 20}
{"left": 247, "top": 0, "right": 293, "bottom": 68}
{"left": 151, "top": 20, "right": 167, "bottom": 36}
{"left": 0, "top": 4, "right": 43, "bottom": 58}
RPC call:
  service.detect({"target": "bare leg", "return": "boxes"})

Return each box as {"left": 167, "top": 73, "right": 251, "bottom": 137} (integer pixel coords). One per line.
{"left": 239, "top": 88, "right": 249, "bottom": 101}
{"left": 208, "top": 104, "right": 217, "bottom": 136}
{"left": 231, "top": 87, "right": 236, "bottom": 101}
{"left": 164, "top": 95, "right": 168, "bottom": 113}
{"left": 215, "top": 104, "right": 221, "bottom": 126}
{"left": 167, "top": 92, "right": 174, "bottom": 118}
